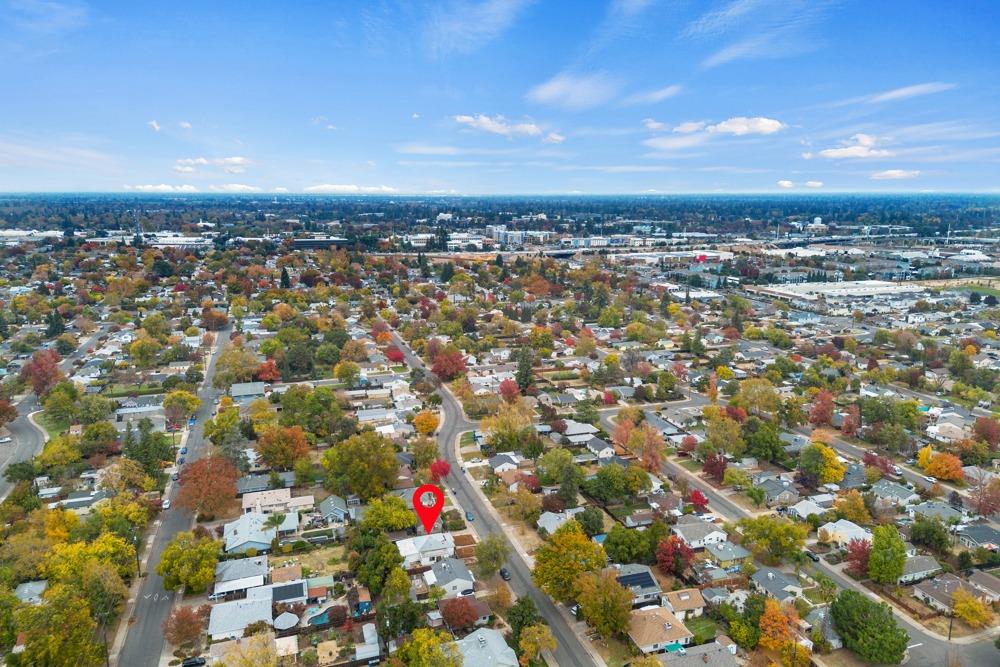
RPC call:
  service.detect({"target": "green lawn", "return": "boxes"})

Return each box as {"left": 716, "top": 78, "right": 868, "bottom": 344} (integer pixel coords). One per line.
{"left": 947, "top": 285, "right": 1000, "bottom": 299}
{"left": 460, "top": 431, "right": 475, "bottom": 446}
{"left": 35, "top": 411, "right": 69, "bottom": 439}
{"left": 802, "top": 586, "right": 827, "bottom": 605}
{"left": 679, "top": 458, "right": 702, "bottom": 472}
{"left": 685, "top": 615, "right": 719, "bottom": 644}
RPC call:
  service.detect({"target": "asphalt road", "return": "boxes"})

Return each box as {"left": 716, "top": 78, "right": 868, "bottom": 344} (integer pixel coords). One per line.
{"left": 114, "top": 327, "right": 230, "bottom": 667}
{"left": 0, "top": 325, "right": 108, "bottom": 501}
{"left": 390, "top": 331, "right": 600, "bottom": 667}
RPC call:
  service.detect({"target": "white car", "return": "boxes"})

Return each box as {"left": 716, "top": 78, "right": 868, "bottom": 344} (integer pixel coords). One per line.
{"left": 0, "top": 437, "right": 12, "bottom": 444}
{"left": 922, "top": 475, "right": 935, "bottom": 484}
{"left": 161, "top": 499, "right": 171, "bottom": 510}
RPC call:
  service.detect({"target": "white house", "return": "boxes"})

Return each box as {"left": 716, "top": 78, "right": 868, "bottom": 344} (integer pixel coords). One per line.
{"left": 818, "top": 519, "right": 872, "bottom": 548}
{"left": 396, "top": 533, "right": 456, "bottom": 569}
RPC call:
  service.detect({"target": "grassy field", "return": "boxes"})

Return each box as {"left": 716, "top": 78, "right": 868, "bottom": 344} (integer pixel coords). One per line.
{"left": 686, "top": 615, "right": 719, "bottom": 644}
{"left": 35, "top": 411, "right": 68, "bottom": 439}
{"left": 946, "top": 285, "right": 1000, "bottom": 299}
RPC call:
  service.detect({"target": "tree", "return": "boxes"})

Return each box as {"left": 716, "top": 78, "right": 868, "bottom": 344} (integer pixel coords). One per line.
{"left": 0, "top": 398, "right": 17, "bottom": 430}
{"left": 689, "top": 489, "right": 709, "bottom": 512}
{"left": 952, "top": 587, "right": 993, "bottom": 628}
{"left": 970, "top": 477, "right": 1000, "bottom": 516}
{"left": 723, "top": 467, "right": 751, "bottom": 490}
{"left": 129, "top": 335, "right": 162, "bottom": 368}
{"left": 809, "top": 390, "right": 834, "bottom": 426}
{"left": 163, "top": 605, "right": 206, "bottom": 648}
{"left": 474, "top": 534, "right": 510, "bottom": 578}
{"left": 758, "top": 598, "right": 792, "bottom": 650}
{"left": 868, "top": 525, "right": 906, "bottom": 585}
{"left": 704, "top": 413, "right": 745, "bottom": 458}
{"left": 219, "top": 633, "right": 277, "bottom": 667}
{"left": 519, "top": 624, "right": 556, "bottom": 666}
{"left": 14, "top": 584, "right": 103, "bottom": 667}
{"left": 845, "top": 537, "right": 872, "bottom": 577}
{"left": 703, "top": 452, "right": 727, "bottom": 481}
{"left": 253, "top": 358, "right": 281, "bottom": 382}
{"left": 394, "top": 628, "right": 461, "bottom": 667}
{"left": 359, "top": 495, "right": 417, "bottom": 532}
{"left": 156, "top": 531, "right": 221, "bottom": 593}
{"left": 431, "top": 350, "right": 467, "bottom": 380}
{"left": 177, "top": 455, "right": 238, "bottom": 518}
{"left": 836, "top": 489, "right": 871, "bottom": 524}
{"left": 411, "top": 437, "right": 439, "bottom": 470}
{"left": 917, "top": 444, "right": 935, "bottom": 470}
{"left": 602, "top": 524, "right": 648, "bottom": 564}
{"left": 830, "top": 590, "right": 908, "bottom": 664}
{"left": 973, "top": 416, "right": 1000, "bottom": 449}
{"left": 499, "top": 378, "right": 521, "bottom": 403}
{"left": 213, "top": 344, "right": 258, "bottom": 389}
{"left": 507, "top": 596, "right": 540, "bottom": 647}
{"left": 737, "top": 515, "right": 808, "bottom": 563}
{"left": 841, "top": 404, "right": 860, "bottom": 437}
{"left": 256, "top": 425, "right": 310, "bottom": 470}
{"left": 800, "top": 442, "right": 845, "bottom": 485}
{"left": 413, "top": 410, "right": 440, "bottom": 435}
{"left": 163, "top": 390, "right": 201, "bottom": 429}
{"left": 532, "top": 521, "right": 605, "bottom": 603}
{"left": 429, "top": 458, "right": 451, "bottom": 482}
{"left": 515, "top": 347, "right": 534, "bottom": 389}
{"left": 576, "top": 506, "right": 605, "bottom": 537}
{"left": 630, "top": 423, "right": 666, "bottom": 472}
{"left": 20, "top": 349, "right": 64, "bottom": 396}
{"left": 333, "top": 360, "right": 360, "bottom": 386}
{"left": 322, "top": 431, "right": 398, "bottom": 500}
{"left": 439, "top": 596, "right": 479, "bottom": 630}
{"left": 911, "top": 515, "right": 951, "bottom": 553}
{"left": 656, "top": 535, "right": 694, "bottom": 575}
{"left": 735, "top": 378, "right": 782, "bottom": 415}
{"left": 574, "top": 570, "right": 632, "bottom": 639}
{"left": 925, "top": 452, "right": 964, "bottom": 482}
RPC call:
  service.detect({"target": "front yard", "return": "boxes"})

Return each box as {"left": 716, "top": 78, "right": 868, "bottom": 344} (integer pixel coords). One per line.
{"left": 685, "top": 615, "right": 719, "bottom": 644}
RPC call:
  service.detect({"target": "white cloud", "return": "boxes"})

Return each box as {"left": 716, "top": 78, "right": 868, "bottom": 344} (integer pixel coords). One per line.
{"left": 685, "top": 0, "right": 764, "bottom": 36}
{"left": 777, "top": 179, "right": 794, "bottom": 188}
{"left": 707, "top": 116, "right": 785, "bottom": 136}
{"left": 643, "top": 118, "right": 667, "bottom": 131}
{"left": 147, "top": 120, "right": 161, "bottom": 132}
{"left": 208, "top": 184, "right": 262, "bottom": 193}
{"left": 425, "top": 0, "right": 534, "bottom": 57}
{"left": 643, "top": 134, "right": 710, "bottom": 151}
{"left": 411, "top": 113, "right": 420, "bottom": 119}
{"left": 543, "top": 132, "right": 565, "bottom": 144}
{"left": 174, "top": 156, "right": 253, "bottom": 174}
{"left": 817, "top": 133, "right": 893, "bottom": 159}
{"left": 869, "top": 82, "right": 955, "bottom": 103}
{"left": 871, "top": 169, "right": 920, "bottom": 180}
{"left": 454, "top": 114, "right": 541, "bottom": 137}
{"left": 125, "top": 184, "right": 197, "bottom": 193}
{"left": 0, "top": 139, "right": 114, "bottom": 169}
{"left": 273, "top": 187, "right": 289, "bottom": 193}
{"left": 526, "top": 72, "right": 620, "bottom": 111}
{"left": 673, "top": 121, "right": 707, "bottom": 134}
{"left": 178, "top": 121, "right": 192, "bottom": 129}
{"left": 397, "top": 144, "right": 464, "bottom": 155}
{"left": 303, "top": 184, "right": 398, "bottom": 194}
{"left": 622, "top": 84, "right": 682, "bottom": 106}
{"left": 805, "top": 180, "right": 824, "bottom": 188}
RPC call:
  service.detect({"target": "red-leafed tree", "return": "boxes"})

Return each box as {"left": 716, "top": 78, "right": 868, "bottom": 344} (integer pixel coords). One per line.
{"left": 162, "top": 605, "right": 208, "bottom": 648}
{"left": 969, "top": 477, "right": 1000, "bottom": 516}
{"left": 385, "top": 346, "right": 405, "bottom": 364}
{"left": 440, "top": 597, "right": 479, "bottom": 630}
{"left": 20, "top": 349, "right": 64, "bottom": 396}
{"left": 431, "top": 350, "right": 467, "bottom": 380}
{"left": 688, "top": 489, "right": 709, "bottom": 513}
{"left": 725, "top": 405, "right": 747, "bottom": 423}
{"left": 703, "top": 453, "right": 727, "bottom": 482}
{"left": 844, "top": 537, "right": 871, "bottom": 577}
{"left": 671, "top": 361, "right": 688, "bottom": 383}
{"left": 863, "top": 451, "right": 894, "bottom": 477}
{"left": 974, "top": 417, "right": 1000, "bottom": 450}
{"left": 841, "top": 404, "right": 860, "bottom": 437}
{"left": 809, "top": 390, "right": 834, "bottom": 426}
{"left": 254, "top": 359, "right": 281, "bottom": 382}
{"left": 656, "top": 535, "right": 694, "bottom": 576}
{"left": 0, "top": 398, "right": 17, "bottom": 430}
{"left": 679, "top": 435, "right": 698, "bottom": 456}
{"left": 498, "top": 379, "right": 521, "bottom": 404}
{"left": 429, "top": 459, "right": 451, "bottom": 483}
{"left": 603, "top": 390, "right": 616, "bottom": 405}
{"left": 177, "top": 455, "right": 238, "bottom": 519}
{"left": 256, "top": 425, "right": 310, "bottom": 470}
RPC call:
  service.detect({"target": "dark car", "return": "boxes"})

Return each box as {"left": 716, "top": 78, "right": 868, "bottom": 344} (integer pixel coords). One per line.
{"left": 178, "top": 457, "right": 186, "bottom": 465}
{"left": 804, "top": 550, "right": 820, "bottom": 562}
{"left": 465, "top": 511, "right": 474, "bottom": 521}
{"left": 180, "top": 447, "right": 188, "bottom": 455}
{"left": 181, "top": 658, "right": 207, "bottom": 667}
{"left": 171, "top": 472, "right": 179, "bottom": 481}
{"left": 499, "top": 567, "right": 511, "bottom": 581}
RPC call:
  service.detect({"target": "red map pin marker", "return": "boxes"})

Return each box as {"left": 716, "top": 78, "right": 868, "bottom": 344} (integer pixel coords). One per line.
{"left": 412, "top": 484, "right": 445, "bottom": 533}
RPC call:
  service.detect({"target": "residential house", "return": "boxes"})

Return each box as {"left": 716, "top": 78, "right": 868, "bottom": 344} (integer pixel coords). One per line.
{"left": 957, "top": 524, "right": 1000, "bottom": 551}
{"left": 613, "top": 564, "right": 662, "bottom": 607}
{"left": 909, "top": 501, "right": 966, "bottom": 524}
{"left": 898, "top": 555, "right": 941, "bottom": 585}
{"left": 536, "top": 507, "right": 584, "bottom": 536}
{"left": 236, "top": 472, "right": 294, "bottom": 496}
{"left": 562, "top": 419, "right": 600, "bottom": 445}
{"left": 241, "top": 488, "right": 314, "bottom": 515}
{"left": 871, "top": 479, "right": 921, "bottom": 507}
{"left": 455, "top": 628, "right": 518, "bottom": 667}
{"left": 488, "top": 453, "right": 520, "bottom": 474}
{"left": 223, "top": 511, "right": 298, "bottom": 554}
{"left": 818, "top": 519, "right": 872, "bottom": 548}
{"left": 13, "top": 580, "right": 47, "bottom": 606}
{"left": 788, "top": 499, "right": 827, "bottom": 521}
{"left": 759, "top": 478, "right": 800, "bottom": 507}
{"left": 230, "top": 381, "right": 267, "bottom": 405}
{"left": 804, "top": 608, "right": 842, "bottom": 651}
{"left": 423, "top": 558, "right": 475, "bottom": 599}
{"left": 663, "top": 588, "right": 706, "bottom": 621}
{"left": 207, "top": 598, "right": 273, "bottom": 641}
{"left": 396, "top": 533, "right": 456, "bottom": 569}
{"left": 751, "top": 568, "right": 803, "bottom": 604}
{"left": 317, "top": 494, "right": 350, "bottom": 525}
{"left": 585, "top": 436, "right": 616, "bottom": 460}
{"left": 659, "top": 637, "right": 738, "bottom": 667}
{"left": 670, "top": 516, "right": 727, "bottom": 550}
{"left": 704, "top": 541, "right": 752, "bottom": 572}
{"left": 439, "top": 596, "right": 491, "bottom": 629}
{"left": 213, "top": 556, "right": 269, "bottom": 597}
{"left": 627, "top": 606, "right": 693, "bottom": 654}
{"left": 968, "top": 570, "right": 1000, "bottom": 604}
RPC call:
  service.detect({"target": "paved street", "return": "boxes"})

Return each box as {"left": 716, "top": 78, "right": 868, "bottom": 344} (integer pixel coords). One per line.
{"left": 113, "top": 326, "right": 230, "bottom": 667}
{"left": 390, "top": 331, "right": 601, "bottom": 667}
{"left": 0, "top": 324, "right": 108, "bottom": 501}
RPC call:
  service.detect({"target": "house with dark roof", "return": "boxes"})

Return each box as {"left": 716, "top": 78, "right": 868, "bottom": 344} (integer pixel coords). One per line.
{"left": 423, "top": 558, "right": 475, "bottom": 599}
{"left": 751, "top": 568, "right": 803, "bottom": 604}
{"left": 957, "top": 524, "right": 1000, "bottom": 551}
{"left": 898, "top": 555, "right": 941, "bottom": 585}
{"left": 612, "top": 564, "right": 662, "bottom": 607}
{"left": 871, "top": 479, "right": 921, "bottom": 507}
{"left": 759, "top": 478, "right": 799, "bottom": 507}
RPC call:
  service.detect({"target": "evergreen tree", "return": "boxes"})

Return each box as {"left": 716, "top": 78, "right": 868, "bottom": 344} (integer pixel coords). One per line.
{"left": 46, "top": 310, "right": 64, "bottom": 338}
{"left": 515, "top": 348, "right": 534, "bottom": 389}
{"left": 280, "top": 267, "right": 291, "bottom": 289}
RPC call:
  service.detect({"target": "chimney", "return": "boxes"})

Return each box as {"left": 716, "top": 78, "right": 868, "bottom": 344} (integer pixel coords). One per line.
{"left": 768, "top": 572, "right": 774, "bottom": 580}
{"left": 478, "top": 635, "right": 486, "bottom": 647}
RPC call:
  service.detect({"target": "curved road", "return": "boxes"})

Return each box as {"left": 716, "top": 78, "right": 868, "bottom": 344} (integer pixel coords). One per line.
{"left": 390, "top": 331, "right": 600, "bottom": 667}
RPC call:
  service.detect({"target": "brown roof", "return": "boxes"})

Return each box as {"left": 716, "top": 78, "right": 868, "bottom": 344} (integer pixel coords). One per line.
{"left": 628, "top": 606, "right": 692, "bottom": 648}
{"left": 663, "top": 587, "right": 706, "bottom": 612}
{"left": 270, "top": 564, "right": 302, "bottom": 584}
{"left": 454, "top": 534, "right": 477, "bottom": 547}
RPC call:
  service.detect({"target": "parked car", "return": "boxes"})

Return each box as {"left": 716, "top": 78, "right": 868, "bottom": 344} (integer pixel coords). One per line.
{"left": 499, "top": 567, "right": 511, "bottom": 581}
{"left": 465, "top": 511, "right": 474, "bottom": 521}
{"left": 805, "top": 550, "right": 820, "bottom": 562}
{"left": 181, "top": 658, "right": 206, "bottom": 667}
{"left": 171, "top": 472, "right": 179, "bottom": 481}
{"left": 161, "top": 499, "right": 171, "bottom": 510}
{"left": 923, "top": 475, "right": 935, "bottom": 483}
{"left": 180, "top": 447, "right": 188, "bottom": 455}
{"left": 0, "top": 437, "right": 12, "bottom": 444}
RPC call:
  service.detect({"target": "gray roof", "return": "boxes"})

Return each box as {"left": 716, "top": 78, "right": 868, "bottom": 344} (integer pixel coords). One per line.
{"left": 805, "top": 608, "right": 842, "bottom": 647}
{"left": 207, "top": 598, "right": 272, "bottom": 637}
{"left": 902, "top": 555, "right": 941, "bottom": 578}
{"left": 456, "top": 628, "right": 518, "bottom": 667}
{"left": 759, "top": 478, "right": 799, "bottom": 501}
{"left": 911, "top": 501, "right": 964, "bottom": 522}
{"left": 231, "top": 381, "right": 266, "bottom": 397}
{"left": 871, "top": 479, "right": 917, "bottom": 503}
{"left": 236, "top": 472, "right": 294, "bottom": 495}
{"left": 430, "top": 558, "right": 473, "bottom": 587}
{"left": 705, "top": 540, "right": 751, "bottom": 562}
{"left": 671, "top": 520, "right": 725, "bottom": 544}
{"left": 215, "top": 556, "right": 269, "bottom": 583}
{"left": 318, "top": 494, "right": 348, "bottom": 518}
{"left": 659, "top": 641, "right": 737, "bottom": 667}
{"left": 958, "top": 524, "right": 1000, "bottom": 547}
{"left": 751, "top": 567, "right": 799, "bottom": 602}
{"left": 14, "top": 580, "right": 47, "bottom": 604}
{"left": 614, "top": 564, "right": 661, "bottom": 597}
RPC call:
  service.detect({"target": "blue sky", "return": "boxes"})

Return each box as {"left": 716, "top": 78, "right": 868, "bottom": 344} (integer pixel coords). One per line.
{"left": 1, "top": 0, "right": 998, "bottom": 194}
